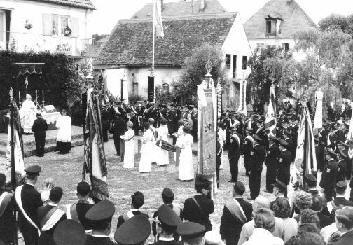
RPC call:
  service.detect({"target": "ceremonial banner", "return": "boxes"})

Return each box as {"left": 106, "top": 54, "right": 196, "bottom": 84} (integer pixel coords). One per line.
{"left": 237, "top": 80, "right": 247, "bottom": 116}
{"left": 265, "top": 85, "right": 276, "bottom": 132}
{"left": 83, "top": 88, "right": 109, "bottom": 201}
{"left": 313, "top": 91, "right": 323, "bottom": 130}
{"left": 153, "top": 0, "right": 164, "bottom": 38}
{"left": 6, "top": 101, "right": 25, "bottom": 178}
{"left": 347, "top": 102, "right": 353, "bottom": 141}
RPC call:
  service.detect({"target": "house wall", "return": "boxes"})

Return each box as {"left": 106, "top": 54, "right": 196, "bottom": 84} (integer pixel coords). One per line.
{"left": 103, "top": 67, "right": 183, "bottom": 101}
{"left": 0, "top": 0, "right": 93, "bottom": 56}
{"left": 248, "top": 38, "right": 295, "bottom": 51}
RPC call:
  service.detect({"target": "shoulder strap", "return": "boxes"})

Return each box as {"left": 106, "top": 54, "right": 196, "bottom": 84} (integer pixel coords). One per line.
{"left": 225, "top": 199, "right": 246, "bottom": 224}
{"left": 15, "top": 186, "right": 41, "bottom": 236}
{"left": 0, "top": 192, "right": 10, "bottom": 217}
{"left": 41, "top": 207, "right": 65, "bottom": 231}
{"left": 192, "top": 197, "right": 206, "bottom": 217}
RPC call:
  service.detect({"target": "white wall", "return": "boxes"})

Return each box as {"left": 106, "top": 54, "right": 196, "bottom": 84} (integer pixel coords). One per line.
{"left": 248, "top": 38, "right": 295, "bottom": 51}
{"left": 0, "top": 0, "right": 93, "bottom": 56}
{"left": 104, "top": 67, "right": 183, "bottom": 100}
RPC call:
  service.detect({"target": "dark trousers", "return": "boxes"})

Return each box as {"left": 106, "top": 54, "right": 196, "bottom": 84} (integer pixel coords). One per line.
{"left": 216, "top": 157, "right": 221, "bottom": 188}
{"left": 113, "top": 135, "right": 121, "bottom": 155}
{"left": 266, "top": 165, "right": 277, "bottom": 192}
{"left": 244, "top": 156, "right": 251, "bottom": 175}
{"left": 35, "top": 137, "right": 45, "bottom": 157}
{"left": 229, "top": 157, "right": 239, "bottom": 182}
{"left": 19, "top": 224, "right": 38, "bottom": 245}
{"left": 249, "top": 169, "right": 262, "bottom": 200}
{"left": 102, "top": 128, "right": 109, "bottom": 142}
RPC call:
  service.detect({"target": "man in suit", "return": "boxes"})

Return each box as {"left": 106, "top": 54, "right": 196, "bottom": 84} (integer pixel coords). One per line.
{"left": 220, "top": 182, "right": 252, "bottom": 245}
{"left": 182, "top": 175, "right": 214, "bottom": 231}
{"left": 32, "top": 113, "right": 48, "bottom": 157}
{"left": 85, "top": 200, "right": 116, "bottom": 245}
{"left": 15, "top": 165, "right": 43, "bottom": 245}
{"left": 68, "top": 181, "right": 94, "bottom": 232}
{"left": 329, "top": 181, "right": 353, "bottom": 215}
{"left": 332, "top": 207, "right": 353, "bottom": 245}
{"left": 112, "top": 113, "right": 127, "bottom": 156}
{"left": 265, "top": 138, "right": 279, "bottom": 193}
{"left": 228, "top": 131, "right": 241, "bottom": 183}
{"left": 249, "top": 134, "right": 266, "bottom": 200}
{"left": 320, "top": 157, "right": 339, "bottom": 202}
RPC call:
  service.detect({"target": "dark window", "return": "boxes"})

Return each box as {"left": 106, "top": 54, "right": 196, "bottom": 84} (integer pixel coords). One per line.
{"left": 283, "top": 43, "right": 289, "bottom": 51}
{"left": 266, "top": 20, "right": 272, "bottom": 35}
{"left": 242, "top": 56, "right": 247, "bottom": 70}
{"left": 232, "top": 55, "right": 237, "bottom": 78}
{"left": 265, "top": 18, "right": 277, "bottom": 36}
{"left": 225, "top": 54, "right": 231, "bottom": 69}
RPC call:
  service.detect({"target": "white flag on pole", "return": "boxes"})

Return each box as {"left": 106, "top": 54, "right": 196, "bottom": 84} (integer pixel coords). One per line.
{"left": 153, "top": 0, "right": 164, "bottom": 38}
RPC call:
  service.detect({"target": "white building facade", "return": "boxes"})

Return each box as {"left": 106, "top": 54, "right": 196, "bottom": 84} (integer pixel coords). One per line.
{"left": 0, "top": 0, "right": 94, "bottom": 56}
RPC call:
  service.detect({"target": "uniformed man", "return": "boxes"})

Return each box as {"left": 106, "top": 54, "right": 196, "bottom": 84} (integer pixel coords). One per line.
{"left": 85, "top": 200, "right": 115, "bottom": 245}
{"left": 112, "top": 114, "right": 127, "bottom": 156}
{"left": 243, "top": 130, "right": 254, "bottom": 177}
{"left": 32, "top": 113, "right": 48, "bottom": 157}
{"left": 265, "top": 138, "right": 279, "bottom": 193}
{"left": 53, "top": 220, "right": 86, "bottom": 245}
{"left": 154, "top": 204, "right": 182, "bottom": 245}
{"left": 177, "top": 222, "right": 206, "bottom": 245}
{"left": 114, "top": 215, "right": 151, "bottom": 245}
{"left": 320, "top": 157, "right": 339, "bottom": 202}
{"left": 68, "top": 181, "right": 95, "bottom": 232}
{"left": 15, "top": 165, "right": 43, "bottom": 245}
{"left": 0, "top": 173, "right": 16, "bottom": 245}
{"left": 276, "top": 139, "right": 293, "bottom": 191}
{"left": 228, "top": 131, "right": 241, "bottom": 183}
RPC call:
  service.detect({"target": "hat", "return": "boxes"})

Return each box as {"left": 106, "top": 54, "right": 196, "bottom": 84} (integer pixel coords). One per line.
{"left": 177, "top": 222, "right": 206, "bottom": 240}
{"left": 25, "top": 165, "right": 41, "bottom": 175}
{"left": 233, "top": 181, "right": 245, "bottom": 195}
{"left": 272, "top": 179, "right": 287, "bottom": 193}
{"left": 158, "top": 204, "right": 181, "bottom": 227}
{"left": 305, "top": 174, "right": 317, "bottom": 189}
{"left": 53, "top": 220, "right": 86, "bottom": 245}
{"left": 85, "top": 200, "right": 115, "bottom": 221}
{"left": 114, "top": 215, "right": 151, "bottom": 245}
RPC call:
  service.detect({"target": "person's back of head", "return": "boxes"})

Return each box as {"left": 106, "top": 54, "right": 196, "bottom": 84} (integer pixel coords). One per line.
{"left": 253, "top": 196, "right": 271, "bottom": 212}
{"left": 50, "top": 187, "right": 63, "bottom": 204}
{"left": 294, "top": 191, "right": 312, "bottom": 211}
{"left": 77, "top": 181, "right": 90, "bottom": 198}
{"left": 298, "top": 223, "right": 320, "bottom": 234}
{"left": 253, "top": 208, "right": 276, "bottom": 233}
{"left": 285, "top": 232, "right": 325, "bottom": 245}
{"left": 132, "top": 191, "right": 144, "bottom": 209}
{"left": 162, "top": 188, "right": 174, "bottom": 204}
{"left": 271, "top": 197, "right": 291, "bottom": 218}
{"left": 335, "top": 207, "right": 353, "bottom": 232}
{"left": 299, "top": 209, "right": 320, "bottom": 227}
{"left": 233, "top": 182, "right": 245, "bottom": 196}
{"left": 311, "top": 195, "right": 326, "bottom": 212}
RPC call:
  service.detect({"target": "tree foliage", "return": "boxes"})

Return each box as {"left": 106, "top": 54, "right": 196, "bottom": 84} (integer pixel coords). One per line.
{"left": 173, "top": 44, "right": 225, "bottom": 104}
{"left": 319, "top": 14, "right": 353, "bottom": 36}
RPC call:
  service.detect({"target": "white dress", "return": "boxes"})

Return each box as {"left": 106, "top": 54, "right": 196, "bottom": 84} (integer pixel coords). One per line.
{"left": 157, "top": 125, "right": 169, "bottom": 166}
{"left": 121, "top": 129, "right": 135, "bottom": 169}
{"left": 139, "top": 129, "right": 154, "bottom": 173}
{"left": 177, "top": 133, "right": 194, "bottom": 181}
{"left": 56, "top": 115, "right": 71, "bottom": 142}
{"left": 150, "top": 126, "right": 159, "bottom": 164}
{"left": 19, "top": 99, "right": 36, "bottom": 133}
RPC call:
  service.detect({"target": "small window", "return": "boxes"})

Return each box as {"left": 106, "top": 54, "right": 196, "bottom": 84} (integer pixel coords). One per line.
{"left": 60, "top": 16, "right": 70, "bottom": 35}
{"left": 283, "top": 43, "right": 289, "bottom": 51}
{"left": 242, "top": 56, "right": 247, "bottom": 70}
{"left": 225, "top": 54, "right": 231, "bottom": 69}
{"left": 265, "top": 18, "right": 277, "bottom": 36}
{"left": 232, "top": 55, "right": 237, "bottom": 78}
{"left": 266, "top": 20, "right": 272, "bottom": 35}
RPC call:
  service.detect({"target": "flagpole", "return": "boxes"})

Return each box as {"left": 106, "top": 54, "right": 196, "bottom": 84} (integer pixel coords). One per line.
{"left": 152, "top": 0, "right": 155, "bottom": 75}
{"left": 9, "top": 88, "right": 15, "bottom": 189}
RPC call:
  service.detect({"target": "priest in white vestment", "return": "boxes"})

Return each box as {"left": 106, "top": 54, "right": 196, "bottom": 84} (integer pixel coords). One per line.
{"left": 19, "top": 94, "right": 36, "bottom": 134}
{"left": 56, "top": 109, "right": 71, "bottom": 154}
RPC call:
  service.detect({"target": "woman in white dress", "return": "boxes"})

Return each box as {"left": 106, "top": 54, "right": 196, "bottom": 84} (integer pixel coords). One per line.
{"left": 139, "top": 122, "right": 154, "bottom": 173}
{"left": 157, "top": 118, "right": 169, "bottom": 166}
{"left": 177, "top": 124, "right": 194, "bottom": 181}
{"left": 121, "top": 121, "right": 135, "bottom": 169}
{"left": 56, "top": 109, "right": 71, "bottom": 154}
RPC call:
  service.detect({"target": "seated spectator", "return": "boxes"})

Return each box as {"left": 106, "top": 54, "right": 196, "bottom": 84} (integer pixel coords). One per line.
{"left": 293, "top": 191, "right": 312, "bottom": 219}
{"left": 220, "top": 181, "right": 253, "bottom": 245}
{"left": 312, "top": 195, "right": 334, "bottom": 228}
{"left": 237, "top": 196, "right": 284, "bottom": 245}
{"left": 182, "top": 175, "right": 214, "bottom": 231}
{"left": 330, "top": 207, "right": 353, "bottom": 245}
{"left": 284, "top": 232, "right": 325, "bottom": 245}
{"left": 41, "top": 177, "right": 54, "bottom": 203}
{"left": 298, "top": 209, "right": 320, "bottom": 234}
{"left": 117, "top": 191, "right": 148, "bottom": 229}
{"left": 271, "top": 197, "right": 298, "bottom": 242}
{"left": 243, "top": 208, "right": 284, "bottom": 245}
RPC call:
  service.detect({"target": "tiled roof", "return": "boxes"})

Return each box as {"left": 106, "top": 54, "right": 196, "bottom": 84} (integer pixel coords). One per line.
{"left": 244, "top": 0, "right": 317, "bottom": 40}
{"left": 95, "top": 13, "right": 236, "bottom": 68}
{"left": 132, "top": 0, "right": 226, "bottom": 19}
{"left": 27, "top": 0, "right": 95, "bottom": 10}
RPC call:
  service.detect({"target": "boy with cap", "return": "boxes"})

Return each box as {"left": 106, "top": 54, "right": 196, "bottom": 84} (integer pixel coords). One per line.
{"left": 177, "top": 222, "right": 206, "bottom": 245}
{"left": 68, "top": 181, "right": 95, "bottom": 232}
{"left": 114, "top": 215, "right": 151, "bottom": 245}
{"left": 32, "top": 113, "right": 48, "bottom": 157}
{"left": 0, "top": 173, "right": 16, "bottom": 245}
{"left": 154, "top": 204, "right": 182, "bottom": 245}
{"left": 15, "top": 165, "right": 43, "bottom": 245}
{"left": 85, "top": 200, "right": 116, "bottom": 245}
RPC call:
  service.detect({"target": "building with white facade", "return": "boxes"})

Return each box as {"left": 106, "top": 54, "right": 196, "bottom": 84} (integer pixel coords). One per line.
{"left": 0, "top": 0, "right": 95, "bottom": 57}
{"left": 244, "top": 0, "right": 317, "bottom": 51}
{"left": 94, "top": 0, "right": 251, "bottom": 109}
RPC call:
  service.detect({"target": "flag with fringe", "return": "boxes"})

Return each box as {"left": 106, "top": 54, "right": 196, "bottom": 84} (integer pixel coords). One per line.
{"left": 83, "top": 88, "right": 108, "bottom": 201}
{"left": 6, "top": 100, "right": 25, "bottom": 178}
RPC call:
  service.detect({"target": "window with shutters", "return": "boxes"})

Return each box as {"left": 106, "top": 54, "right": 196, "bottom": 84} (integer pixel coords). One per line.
{"left": 43, "top": 14, "right": 78, "bottom": 37}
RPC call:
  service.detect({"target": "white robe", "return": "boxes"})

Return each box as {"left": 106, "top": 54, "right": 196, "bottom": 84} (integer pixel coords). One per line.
{"left": 19, "top": 99, "right": 36, "bottom": 133}
{"left": 157, "top": 125, "right": 169, "bottom": 166}
{"left": 139, "top": 129, "right": 154, "bottom": 173}
{"left": 56, "top": 115, "right": 71, "bottom": 142}
{"left": 121, "top": 129, "right": 135, "bottom": 169}
{"left": 177, "top": 133, "right": 194, "bottom": 181}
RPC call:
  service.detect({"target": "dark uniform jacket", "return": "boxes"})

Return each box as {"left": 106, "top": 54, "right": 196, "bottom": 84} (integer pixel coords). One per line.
{"left": 18, "top": 184, "right": 43, "bottom": 228}
{"left": 277, "top": 149, "right": 292, "bottom": 185}
{"left": 220, "top": 198, "right": 252, "bottom": 245}
{"left": 70, "top": 201, "right": 94, "bottom": 230}
{"left": 182, "top": 194, "right": 214, "bottom": 231}
{"left": 32, "top": 117, "right": 48, "bottom": 140}
{"left": 116, "top": 210, "right": 149, "bottom": 230}
{"left": 0, "top": 191, "right": 16, "bottom": 243}
{"left": 37, "top": 204, "right": 67, "bottom": 235}
{"left": 228, "top": 136, "right": 241, "bottom": 161}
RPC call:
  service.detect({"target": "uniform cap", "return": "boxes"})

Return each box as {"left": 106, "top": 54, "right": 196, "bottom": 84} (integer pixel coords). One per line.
{"left": 85, "top": 200, "right": 115, "bottom": 221}
{"left": 53, "top": 220, "right": 86, "bottom": 245}
{"left": 158, "top": 204, "right": 181, "bottom": 227}
{"left": 114, "top": 215, "right": 151, "bottom": 245}
{"left": 25, "top": 165, "right": 41, "bottom": 175}
{"left": 177, "top": 222, "right": 206, "bottom": 240}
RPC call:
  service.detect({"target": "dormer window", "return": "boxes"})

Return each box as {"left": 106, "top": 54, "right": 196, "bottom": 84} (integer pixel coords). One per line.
{"left": 265, "top": 16, "right": 282, "bottom": 36}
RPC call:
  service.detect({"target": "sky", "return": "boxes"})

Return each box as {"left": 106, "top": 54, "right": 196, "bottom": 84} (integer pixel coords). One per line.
{"left": 90, "top": 0, "right": 353, "bottom": 35}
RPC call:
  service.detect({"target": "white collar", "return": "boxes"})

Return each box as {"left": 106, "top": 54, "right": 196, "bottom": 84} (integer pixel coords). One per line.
{"left": 47, "top": 202, "right": 58, "bottom": 207}
{"left": 159, "top": 236, "right": 175, "bottom": 242}
{"left": 26, "top": 182, "right": 35, "bottom": 187}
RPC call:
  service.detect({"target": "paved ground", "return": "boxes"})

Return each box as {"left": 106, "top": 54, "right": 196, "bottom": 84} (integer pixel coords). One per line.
{"left": 0, "top": 137, "right": 271, "bottom": 242}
